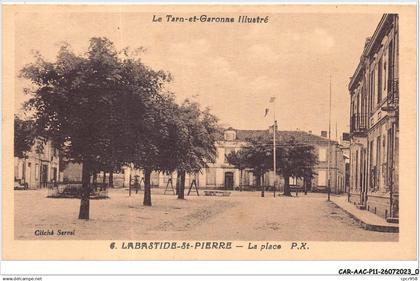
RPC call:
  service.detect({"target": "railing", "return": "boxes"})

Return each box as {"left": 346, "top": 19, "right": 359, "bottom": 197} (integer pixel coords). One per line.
{"left": 350, "top": 113, "right": 367, "bottom": 133}
{"left": 387, "top": 78, "right": 399, "bottom": 107}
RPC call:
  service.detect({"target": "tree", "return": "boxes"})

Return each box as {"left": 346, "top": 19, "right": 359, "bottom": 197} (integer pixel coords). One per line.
{"left": 292, "top": 142, "right": 318, "bottom": 195}
{"left": 226, "top": 149, "right": 249, "bottom": 191}
{"left": 276, "top": 138, "right": 318, "bottom": 196}
{"left": 14, "top": 115, "right": 35, "bottom": 158}
{"left": 168, "top": 100, "right": 218, "bottom": 200}
{"left": 233, "top": 137, "right": 272, "bottom": 197}
{"left": 21, "top": 37, "right": 170, "bottom": 218}
{"left": 130, "top": 93, "right": 178, "bottom": 206}
{"left": 227, "top": 136, "right": 318, "bottom": 197}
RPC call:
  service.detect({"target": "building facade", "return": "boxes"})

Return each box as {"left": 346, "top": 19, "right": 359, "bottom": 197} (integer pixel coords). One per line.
{"left": 14, "top": 139, "right": 61, "bottom": 189}
{"left": 348, "top": 14, "right": 399, "bottom": 220}
{"left": 154, "top": 128, "right": 346, "bottom": 193}
{"left": 60, "top": 128, "right": 346, "bottom": 193}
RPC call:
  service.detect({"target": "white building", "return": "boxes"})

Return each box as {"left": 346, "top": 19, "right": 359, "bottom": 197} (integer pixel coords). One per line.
{"left": 14, "top": 139, "right": 60, "bottom": 189}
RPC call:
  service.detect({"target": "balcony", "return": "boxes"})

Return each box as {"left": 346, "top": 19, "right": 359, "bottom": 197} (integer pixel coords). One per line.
{"left": 387, "top": 78, "right": 399, "bottom": 107}
{"left": 350, "top": 113, "right": 367, "bottom": 136}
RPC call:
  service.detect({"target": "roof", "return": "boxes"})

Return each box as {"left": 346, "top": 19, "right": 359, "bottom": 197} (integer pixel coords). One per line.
{"left": 217, "top": 129, "right": 337, "bottom": 145}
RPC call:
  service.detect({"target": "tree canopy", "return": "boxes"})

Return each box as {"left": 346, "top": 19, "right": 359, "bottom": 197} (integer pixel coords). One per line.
{"left": 226, "top": 136, "right": 318, "bottom": 196}
{"left": 14, "top": 115, "right": 35, "bottom": 158}
{"left": 20, "top": 36, "right": 219, "bottom": 216}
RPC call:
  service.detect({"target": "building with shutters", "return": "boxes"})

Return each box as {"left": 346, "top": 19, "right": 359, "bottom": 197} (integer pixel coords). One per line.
{"left": 58, "top": 128, "right": 347, "bottom": 194}
{"left": 203, "top": 128, "right": 346, "bottom": 193}
{"left": 348, "top": 14, "right": 399, "bottom": 221}
{"left": 14, "top": 139, "right": 61, "bottom": 189}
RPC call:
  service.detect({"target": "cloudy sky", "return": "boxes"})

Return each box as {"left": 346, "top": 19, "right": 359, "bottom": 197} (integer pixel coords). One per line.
{"left": 14, "top": 9, "right": 383, "bottom": 139}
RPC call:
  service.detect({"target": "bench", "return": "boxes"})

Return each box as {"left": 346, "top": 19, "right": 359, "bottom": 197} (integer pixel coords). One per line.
{"left": 204, "top": 190, "right": 231, "bottom": 197}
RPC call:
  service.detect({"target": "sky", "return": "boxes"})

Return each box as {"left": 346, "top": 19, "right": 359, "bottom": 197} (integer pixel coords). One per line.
{"left": 14, "top": 9, "right": 383, "bottom": 140}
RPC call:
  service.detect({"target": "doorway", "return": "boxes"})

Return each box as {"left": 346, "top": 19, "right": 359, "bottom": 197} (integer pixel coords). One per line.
{"left": 224, "top": 172, "right": 234, "bottom": 190}
{"left": 41, "top": 164, "right": 48, "bottom": 188}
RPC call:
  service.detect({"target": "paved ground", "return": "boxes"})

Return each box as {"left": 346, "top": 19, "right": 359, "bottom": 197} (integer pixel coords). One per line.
{"left": 14, "top": 188, "right": 398, "bottom": 241}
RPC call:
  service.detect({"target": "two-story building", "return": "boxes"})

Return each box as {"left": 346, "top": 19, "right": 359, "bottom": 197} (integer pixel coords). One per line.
{"left": 173, "top": 128, "right": 346, "bottom": 193}
{"left": 14, "top": 139, "right": 61, "bottom": 189}
{"left": 60, "top": 128, "right": 346, "bottom": 193}
{"left": 348, "top": 14, "right": 399, "bottom": 221}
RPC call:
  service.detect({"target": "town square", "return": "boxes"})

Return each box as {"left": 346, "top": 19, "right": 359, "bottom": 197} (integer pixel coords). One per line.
{"left": 12, "top": 11, "right": 400, "bottom": 242}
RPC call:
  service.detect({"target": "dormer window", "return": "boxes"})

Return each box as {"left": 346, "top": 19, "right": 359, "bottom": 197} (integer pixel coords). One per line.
{"left": 224, "top": 129, "right": 236, "bottom": 141}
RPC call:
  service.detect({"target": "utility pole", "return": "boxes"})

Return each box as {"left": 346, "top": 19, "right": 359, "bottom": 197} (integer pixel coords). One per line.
{"left": 336, "top": 121, "right": 338, "bottom": 194}
{"left": 273, "top": 100, "right": 277, "bottom": 198}
{"left": 327, "top": 76, "right": 332, "bottom": 201}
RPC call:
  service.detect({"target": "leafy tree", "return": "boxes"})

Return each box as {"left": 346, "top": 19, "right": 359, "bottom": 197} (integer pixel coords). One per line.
{"left": 21, "top": 37, "right": 170, "bottom": 218}
{"left": 14, "top": 115, "right": 35, "bottom": 158}
{"left": 130, "top": 92, "right": 178, "bottom": 206}
{"left": 226, "top": 149, "right": 249, "bottom": 191}
{"left": 293, "top": 143, "right": 318, "bottom": 195}
{"left": 169, "top": 100, "right": 218, "bottom": 200}
{"left": 233, "top": 137, "right": 272, "bottom": 197}
{"left": 276, "top": 138, "right": 318, "bottom": 196}
{"left": 226, "top": 135, "right": 318, "bottom": 197}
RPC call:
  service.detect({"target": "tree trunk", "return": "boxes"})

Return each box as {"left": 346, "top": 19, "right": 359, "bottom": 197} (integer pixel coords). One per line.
{"left": 109, "top": 170, "right": 114, "bottom": 188}
{"left": 304, "top": 177, "right": 308, "bottom": 195}
{"left": 102, "top": 171, "right": 106, "bottom": 184}
{"left": 256, "top": 174, "right": 261, "bottom": 187}
{"left": 143, "top": 169, "right": 152, "bottom": 206}
{"left": 283, "top": 174, "right": 291, "bottom": 196}
{"left": 178, "top": 170, "right": 186, "bottom": 199}
{"left": 129, "top": 174, "right": 132, "bottom": 197}
{"left": 261, "top": 174, "right": 265, "bottom": 197}
{"left": 176, "top": 173, "right": 179, "bottom": 195}
{"left": 78, "top": 161, "right": 92, "bottom": 220}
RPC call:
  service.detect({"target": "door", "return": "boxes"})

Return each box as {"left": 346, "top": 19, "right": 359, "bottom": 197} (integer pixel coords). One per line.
{"left": 52, "top": 167, "right": 57, "bottom": 182}
{"left": 360, "top": 149, "right": 367, "bottom": 207}
{"left": 224, "top": 172, "right": 234, "bottom": 190}
{"left": 41, "top": 164, "right": 48, "bottom": 188}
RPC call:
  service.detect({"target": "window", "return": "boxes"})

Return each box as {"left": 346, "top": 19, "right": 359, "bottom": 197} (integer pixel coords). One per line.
{"left": 224, "top": 131, "right": 236, "bottom": 141}
{"left": 376, "top": 136, "right": 381, "bottom": 167}
{"left": 151, "top": 171, "right": 159, "bottom": 186}
{"left": 388, "top": 39, "right": 394, "bottom": 88}
{"left": 35, "top": 163, "right": 39, "bottom": 180}
{"left": 383, "top": 60, "right": 387, "bottom": 93}
{"left": 382, "top": 135, "right": 387, "bottom": 162}
{"left": 318, "top": 170, "right": 327, "bottom": 186}
{"left": 355, "top": 151, "right": 359, "bottom": 190}
{"left": 206, "top": 168, "right": 216, "bottom": 186}
{"left": 369, "top": 70, "right": 375, "bottom": 112}
{"left": 319, "top": 147, "right": 327, "bottom": 162}
{"left": 377, "top": 58, "right": 382, "bottom": 103}
{"left": 52, "top": 167, "right": 57, "bottom": 181}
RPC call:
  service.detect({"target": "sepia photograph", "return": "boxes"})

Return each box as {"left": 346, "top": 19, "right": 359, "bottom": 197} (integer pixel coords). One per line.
{"left": 2, "top": 4, "right": 417, "bottom": 262}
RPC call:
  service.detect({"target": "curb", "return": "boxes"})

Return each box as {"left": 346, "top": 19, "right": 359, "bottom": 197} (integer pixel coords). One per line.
{"left": 330, "top": 200, "right": 399, "bottom": 233}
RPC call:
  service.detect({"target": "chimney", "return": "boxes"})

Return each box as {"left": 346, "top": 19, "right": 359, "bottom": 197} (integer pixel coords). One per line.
{"left": 321, "top": 131, "right": 328, "bottom": 138}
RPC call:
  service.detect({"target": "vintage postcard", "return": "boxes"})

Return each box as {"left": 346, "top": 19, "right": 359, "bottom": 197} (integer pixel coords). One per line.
{"left": 2, "top": 4, "right": 417, "bottom": 261}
